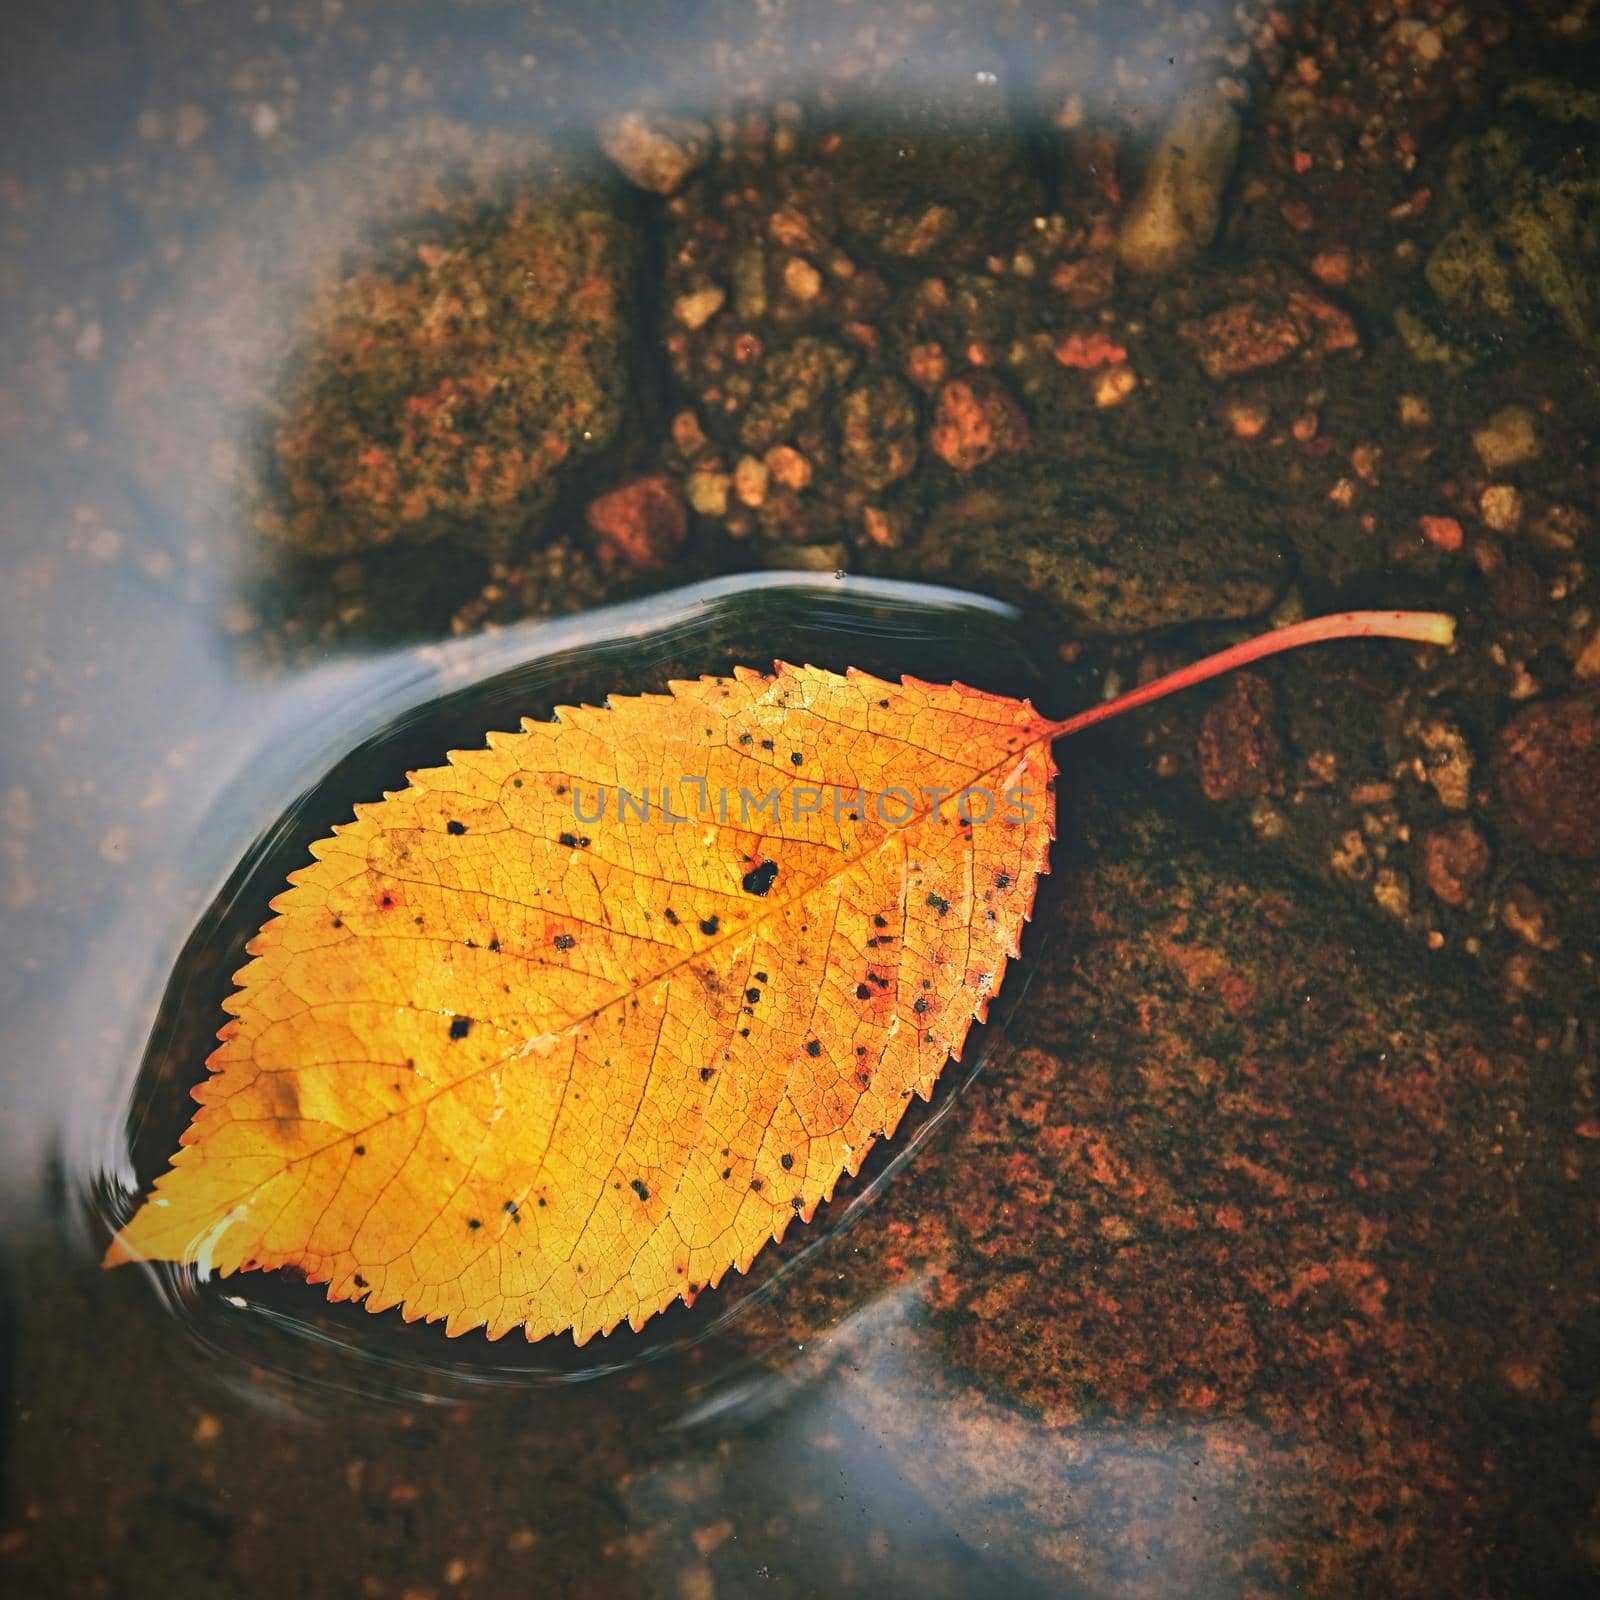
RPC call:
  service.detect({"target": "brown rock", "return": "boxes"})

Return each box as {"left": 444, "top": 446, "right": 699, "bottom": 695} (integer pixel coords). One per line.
{"left": 1420, "top": 820, "right": 1491, "bottom": 907}
{"left": 1500, "top": 882, "right": 1557, "bottom": 948}
{"left": 1196, "top": 672, "right": 1284, "bottom": 801}
{"left": 1179, "top": 288, "right": 1359, "bottom": 381}
{"left": 1493, "top": 698, "right": 1600, "bottom": 857}
{"left": 929, "top": 377, "right": 1030, "bottom": 473}
{"left": 584, "top": 474, "right": 688, "bottom": 574}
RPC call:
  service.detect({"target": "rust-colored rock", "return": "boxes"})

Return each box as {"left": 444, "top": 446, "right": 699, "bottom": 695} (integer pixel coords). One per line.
{"left": 1421, "top": 820, "right": 1491, "bottom": 906}
{"left": 1493, "top": 697, "right": 1600, "bottom": 857}
{"left": 585, "top": 474, "right": 688, "bottom": 574}
{"left": 1196, "top": 672, "right": 1284, "bottom": 801}
{"left": 1179, "top": 289, "right": 1359, "bottom": 381}
{"left": 929, "top": 376, "right": 1030, "bottom": 472}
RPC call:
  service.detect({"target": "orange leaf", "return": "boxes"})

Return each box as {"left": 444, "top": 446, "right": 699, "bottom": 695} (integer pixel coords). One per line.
{"left": 105, "top": 612, "right": 1455, "bottom": 1343}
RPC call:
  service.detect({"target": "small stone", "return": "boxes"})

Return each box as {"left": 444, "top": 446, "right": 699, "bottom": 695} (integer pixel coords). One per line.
{"left": 1500, "top": 882, "right": 1557, "bottom": 948}
{"left": 1421, "top": 820, "right": 1491, "bottom": 906}
{"left": 1478, "top": 484, "right": 1523, "bottom": 533}
{"left": 1373, "top": 867, "right": 1411, "bottom": 920}
{"left": 1225, "top": 401, "right": 1269, "bottom": 438}
{"left": 840, "top": 378, "right": 919, "bottom": 491}
{"left": 764, "top": 445, "right": 812, "bottom": 490}
{"left": 782, "top": 257, "right": 822, "bottom": 301}
{"left": 1196, "top": 672, "right": 1284, "bottom": 801}
{"left": 1179, "top": 287, "right": 1358, "bottom": 381}
{"left": 192, "top": 1414, "right": 222, "bottom": 1444}
{"left": 585, "top": 474, "right": 688, "bottom": 574}
{"left": 1054, "top": 330, "right": 1127, "bottom": 369}
{"left": 929, "top": 376, "right": 1030, "bottom": 472}
{"left": 1420, "top": 514, "right": 1463, "bottom": 551}
{"left": 1574, "top": 632, "right": 1600, "bottom": 681}
{"left": 1420, "top": 720, "right": 1474, "bottom": 811}
{"left": 671, "top": 410, "right": 706, "bottom": 454}
{"left": 1493, "top": 697, "right": 1600, "bottom": 856}
{"left": 733, "top": 455, "right": 769, "bottom": 508}
{"left": 599, "top": 111, "right": 711, "bottom": 195}
{"left": 685, "top": 471, "right": 731, "bottom": 517}
{"left": 861, "top": 506, "right": 902, "bottom": 548}
{"left": 1399, "top": 394, "right": 1432, "bottom": 426}
{"left": 250, "top": 102, "right": 280, "bottom": 140}
{"left": 1310, "top": 250, "right": 1352, "bottom": 286}
{"left": 1117, "top": 89, "right": 1241, "bottom": 275}
{"left": 905, "top": 342, "right": 948, "bottom": 393}
{"left": 1472, "top": 406, "right": 1540, "bottom": 471}
{"left": 674, "top": 286, "right": 725, "bottom": 331}
{"left": 1092, "top": 365, "right": 1137, "bottom": 407}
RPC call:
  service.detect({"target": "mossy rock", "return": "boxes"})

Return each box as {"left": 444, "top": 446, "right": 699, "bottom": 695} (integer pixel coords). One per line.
{"left": 261, "top": 185, "right": 636, "bottom": 559}
{"left": 1422, "top": 78, "right": 1600, "bottom": 353}
{"left": 904, "top": 456, "right": 1287, "bottom": 633}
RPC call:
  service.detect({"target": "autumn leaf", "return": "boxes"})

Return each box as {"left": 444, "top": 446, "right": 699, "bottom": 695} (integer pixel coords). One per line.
{"left": 106, "top": 611, "right": 1453, "bottom": 1343}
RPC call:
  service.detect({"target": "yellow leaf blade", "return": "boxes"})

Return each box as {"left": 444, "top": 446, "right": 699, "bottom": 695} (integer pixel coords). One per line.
{"left": 108, "top": 663, "right": 1056, "bottom": 1343}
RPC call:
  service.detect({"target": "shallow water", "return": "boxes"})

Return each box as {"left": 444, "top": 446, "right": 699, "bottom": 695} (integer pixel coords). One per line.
{"left": 4, "top": 1, "right": 1598, "bottom": 1596}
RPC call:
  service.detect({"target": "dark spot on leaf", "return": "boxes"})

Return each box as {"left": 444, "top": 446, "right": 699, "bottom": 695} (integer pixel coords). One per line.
{"left": 746, "top": 987, "right": 762, "bottom": 1004}
{"left": 806, "top": 1039, "right": 821, "bottom": 1057}
{"left": 926, "top": 892, "right": 950, "bottom": 915}
{"left": 996, "top": 872, "right": 1010, "bottom": 889}
{"left": 354, "top": 1145, "right": 366, "bottom": 1156}
{"left": 488, "top": 937, "right": 500, "bottom": 952}
{"left": 700, "top": 915, "right": 720, "bottom": 935}
{"left": 558, "top": 832, "right": 578, "bottom": 848}
{"left": 354, "top": 1274, "right": 368, "bottom": 1288}
{"left": 664, "top": 907, "right": 680, "bottom": 925}
{"left": 447, "top": 820, "right": 466, "bottom": 835}
{"left": 760, "top": 738, "right": 775, "bottom": 751}
{"left": 750, "top": 1177, "right": 764, "bottom": 1193}
{"left": 781, "top": 1153, "right": 794, "bottom": 1171}
{"left": 449, "top": 1017, "right": 473, "bottom": 1040}
{"left": 790, "top": 752, "right": 803, "bottom": 766}
{"left": 913, "top": 997, "right": 929, "bottom": 1014}
{"left": 467, "top": 1218, "right": 482, "bottom": 1230}
{"left": 553, "top": 933, "right": 576, "bottom": 950}
{"left": 630, "top": 1179, "right": 650, "bottom": 1201}
{"left": 742, "top": 860, "right": 779, "bottom": 896}
{"left": 700, "top": 1067, "right": 715, "bottom": 1081}
{"left": 856, "top": 983, "right": 872, "bottom": 1000}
